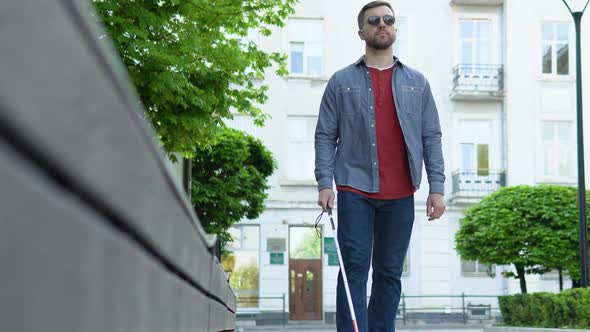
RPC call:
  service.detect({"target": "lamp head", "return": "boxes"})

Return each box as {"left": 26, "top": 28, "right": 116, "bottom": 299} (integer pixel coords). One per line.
{"left": 562, "top": 0, "right": 590, "bottom": 14}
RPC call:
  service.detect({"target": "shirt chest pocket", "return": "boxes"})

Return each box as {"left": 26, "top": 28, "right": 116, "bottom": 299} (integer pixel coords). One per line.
{"left": 337, "top": 86, "right": 361, "bottom": 116}
{"left": 400, "top": 85, "right": 423, "bottom": 114}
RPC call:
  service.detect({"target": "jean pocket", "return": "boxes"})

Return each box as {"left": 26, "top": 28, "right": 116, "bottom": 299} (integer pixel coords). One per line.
{"left": 400, "top": 85, "right": 423, "bottom": 114}
{"left": 337, "top": 86, "right": 361, "bottom": 116}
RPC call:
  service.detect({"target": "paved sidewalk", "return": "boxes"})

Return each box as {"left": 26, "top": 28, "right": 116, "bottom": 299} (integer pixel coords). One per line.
{"left": 237, "top": 322, "right": 487, "bottom": 332}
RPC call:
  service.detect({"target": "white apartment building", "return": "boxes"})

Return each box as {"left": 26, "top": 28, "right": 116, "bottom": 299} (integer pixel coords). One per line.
{"left": 222, "top": 0, "right": 590, "bottom": 323}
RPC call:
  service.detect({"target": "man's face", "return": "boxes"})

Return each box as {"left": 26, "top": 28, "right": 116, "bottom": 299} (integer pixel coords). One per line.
{"left": 358, "top": 5, "right": 397, "bottom": 50}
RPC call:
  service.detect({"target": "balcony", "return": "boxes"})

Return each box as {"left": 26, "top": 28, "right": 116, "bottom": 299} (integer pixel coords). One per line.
{"left": 450, "top": 64, "right": 504, "bottom": 101}
{"left": 450, "top": 0, "right": 503, "bottom": 6}
{"left": 451, "top": 170, "right": 506, "bottom": 202}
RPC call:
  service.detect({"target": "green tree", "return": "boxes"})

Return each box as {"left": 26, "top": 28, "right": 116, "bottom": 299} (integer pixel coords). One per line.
{"left": 191, "top": 127, "right": 276, "bottom": 252}
{"left": 92, "top": 0, "right": 297, "bottom": 156}
{"left": 455, "top": 185, "right": 584, "bottom": 293}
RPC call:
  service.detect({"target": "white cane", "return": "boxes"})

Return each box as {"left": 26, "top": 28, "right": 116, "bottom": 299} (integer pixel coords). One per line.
{"left": 328, "top": 208, "right": 359, "bottom": 332}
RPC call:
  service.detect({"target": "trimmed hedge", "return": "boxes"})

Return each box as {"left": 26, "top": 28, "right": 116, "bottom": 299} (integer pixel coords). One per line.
{"left": 499, "top": 288, "right": 590, "bottom": 328}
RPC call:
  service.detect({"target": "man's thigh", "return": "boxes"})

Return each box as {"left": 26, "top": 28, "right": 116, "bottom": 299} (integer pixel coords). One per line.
{"left": 336, "top": 191, "right": 375, "bottom": 264}
{"left": 372, "top": 195, "right": 415, "bottom": 275}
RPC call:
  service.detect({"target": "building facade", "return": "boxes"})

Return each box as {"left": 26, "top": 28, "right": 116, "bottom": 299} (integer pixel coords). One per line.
{"left": 223, "top": 0, "right": 590, "bottom": 323}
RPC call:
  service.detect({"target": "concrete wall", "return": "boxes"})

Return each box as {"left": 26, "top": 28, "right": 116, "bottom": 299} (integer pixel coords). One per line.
{"left": 0, "top": 0, "right": 235, "bottom": 330}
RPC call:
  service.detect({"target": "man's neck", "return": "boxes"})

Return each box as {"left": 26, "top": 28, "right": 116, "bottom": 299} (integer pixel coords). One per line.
{"left": 364, "top": 47, "right": 394, "bottom": 69}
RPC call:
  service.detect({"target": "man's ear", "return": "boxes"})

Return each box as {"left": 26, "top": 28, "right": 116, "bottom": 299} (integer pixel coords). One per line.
{"left": 358, "top": 30, "right": 366, "bottom": 41}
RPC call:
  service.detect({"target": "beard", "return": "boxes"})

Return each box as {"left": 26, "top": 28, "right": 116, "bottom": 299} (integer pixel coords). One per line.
{"left": 366, "top": 32, "right": 396, "bottom": 50}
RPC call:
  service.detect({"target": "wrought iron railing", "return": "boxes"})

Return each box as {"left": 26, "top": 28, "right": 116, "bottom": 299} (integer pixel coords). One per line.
{"left": 396, "top": 293, "right": 501, "bottom": 325}
{"left": 452, "top": 64, "right": 504, "bottom": 94}
{"left": 236, "top": 295, "right": 287, "bottom": 327}
{"left": 236, "top": 293, "right": 502, "bottom": 326}
{"left": 452, "top": 170, "right": 506, "bottom": 198}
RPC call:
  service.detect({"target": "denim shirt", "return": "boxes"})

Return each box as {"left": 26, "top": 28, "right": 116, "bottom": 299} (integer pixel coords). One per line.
{"left": 314, "top": 56, "right": 445, "bottom": 195}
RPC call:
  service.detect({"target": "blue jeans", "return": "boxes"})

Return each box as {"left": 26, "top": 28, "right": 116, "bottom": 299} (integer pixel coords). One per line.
{"left": 336, "top": 191, "right": 415, "bottom": 332}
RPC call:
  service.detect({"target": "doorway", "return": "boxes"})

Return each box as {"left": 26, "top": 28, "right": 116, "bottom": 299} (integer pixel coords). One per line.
{"left": 288, "top": 226, "right": 322, "bottom": 320}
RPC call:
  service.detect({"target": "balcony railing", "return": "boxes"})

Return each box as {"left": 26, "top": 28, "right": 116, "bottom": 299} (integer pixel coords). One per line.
{"left": 451, "top": 64, "right": 504, "bottom": 100}
{"left": 452, "top": 170, "right": 506, "bottom": 199}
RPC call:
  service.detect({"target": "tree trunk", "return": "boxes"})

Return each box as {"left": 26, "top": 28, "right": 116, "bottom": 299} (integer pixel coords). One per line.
{"left": 182, "top": 158, "right": 192, "bottom": 199}
{"left": 515, "top": 264, "right": 527, "bottom": 293}
{"left": 558, "top": 267, "right": 563, "bottom": 292}
{"left": 572, "top": 278, "right": 581, "bottom": 288}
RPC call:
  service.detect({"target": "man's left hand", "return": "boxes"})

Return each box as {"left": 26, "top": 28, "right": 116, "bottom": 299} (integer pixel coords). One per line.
{"left": 426, "top": 193, "right": 445, "bottom": 221}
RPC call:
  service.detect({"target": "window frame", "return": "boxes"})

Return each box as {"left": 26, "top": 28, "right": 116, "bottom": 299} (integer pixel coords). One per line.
{"left": 459, "top": 18, "right": 492, "bottom": 66}
{"left": 454, "top": 12, "right": 500, "bottom": 69}
{"left": 540, "top": 120, "right": 575, "bottom": 181}
{"left": 226, "top": 224, "right": 261, "bottom": 308}
{"left": 539, "top": 21, "right": 572, "bottom": 78}
{"left": 284, "top": 115, "right": 317, "bottom": 182}
{"left": 287, "top": 18, "right": 324, "bottom": 78}
{"left": 455, "top": 119, "right": 496, "bottom": 175}
{"left": 461, "top": 259, "right": 495, "bottom": 277}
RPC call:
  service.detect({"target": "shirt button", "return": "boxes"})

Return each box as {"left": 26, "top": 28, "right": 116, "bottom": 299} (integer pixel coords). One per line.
{"left": 372, "top": 143, "right": 376, "bottom": 146}
{"left": 369, "top": 88, "right": 372, "bottom": 91}
{"left": 370, "top": 106, "right": 373, "bottom": 109}
{"left": 374, "top": 162, "right": 377, "bottom": 165}
{"left": 371, "top": 124, "right": 374, "bottom": 127}
{"left": 366, "top": 71, "right": 369, "bottom": 74}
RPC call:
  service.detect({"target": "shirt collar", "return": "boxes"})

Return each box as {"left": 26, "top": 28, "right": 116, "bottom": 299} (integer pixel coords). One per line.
{"left": 354, "top": 55, "right": 402, "bottom": 67}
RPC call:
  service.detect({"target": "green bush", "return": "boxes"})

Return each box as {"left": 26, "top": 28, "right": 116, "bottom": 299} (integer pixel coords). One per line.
{"left": 499, "top": 288, "right": 590, "bottom": 328}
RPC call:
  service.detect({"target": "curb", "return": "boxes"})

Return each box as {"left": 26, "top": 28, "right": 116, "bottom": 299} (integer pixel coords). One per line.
{"left": 485, "top": 327, "right": 590, "bottom": 332}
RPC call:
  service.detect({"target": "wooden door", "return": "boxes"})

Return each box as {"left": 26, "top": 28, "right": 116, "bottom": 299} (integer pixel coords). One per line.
{"left": 289, "top": 259, "right": 322, "bottom": 320}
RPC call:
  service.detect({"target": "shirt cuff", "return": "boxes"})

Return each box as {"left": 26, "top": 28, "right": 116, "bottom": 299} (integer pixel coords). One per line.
{"left": 317, "top": 177, "right": 333, "bottom": 192}
{"left": 429, "top": 182, "right": 445, "bottom": 196}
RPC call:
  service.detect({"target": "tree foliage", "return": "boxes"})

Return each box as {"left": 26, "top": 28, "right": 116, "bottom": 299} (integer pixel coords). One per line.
{"left": 191, "top": 127, "right": 276, "bottom": 251}
{"left": 455, "top": 185, "right": 585, "bottom": 293}
{"left": 92, "top": 0, "right": 297, "bottom": 156}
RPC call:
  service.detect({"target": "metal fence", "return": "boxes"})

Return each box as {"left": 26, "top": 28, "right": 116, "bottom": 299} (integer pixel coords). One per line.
{"left": 236, "top": 293, "right": 501, "bottom": 326}
{"left": 236, "top": 295, "right": 287, "bottom": 327}
{"left": 396, "top": 293, "right": 501, "bottom": 325}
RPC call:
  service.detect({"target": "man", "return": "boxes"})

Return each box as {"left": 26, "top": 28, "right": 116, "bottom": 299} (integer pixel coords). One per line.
{"left": 314, "top": 1, "right": 445, "bottom": 331}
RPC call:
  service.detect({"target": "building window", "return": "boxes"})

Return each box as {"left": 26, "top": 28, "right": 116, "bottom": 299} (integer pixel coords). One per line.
{"left": 392, "top": 17, "right": 408, "bottom": 61}
{"left": 541, "top": 22, "right": 570, "bottom": 75}
{"left": 288, "top": 19, "right": 323, "bottom": 76}
{"left": 286, "top": 116, "right": 316, "bottom": 180}
{"left": 542, "top": 121, "right": 574, "bottom": 178}
{"left": 461, "top": 259, "right": 494, "bottom": 276}
{"left": 460, "top": 19, "right": 491, "bottom": 65}
{"left": 458, "top": 120, "right": 492, "bottom": 175}
{"left": 226, "top": 225, "right": 260, "bottom": 308}
{"left": 461, "top": 143, "right": 490, "bottom": 176}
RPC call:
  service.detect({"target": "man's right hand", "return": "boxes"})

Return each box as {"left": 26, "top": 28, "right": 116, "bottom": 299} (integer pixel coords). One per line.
{"left": 317, "top": 188, "right": 335, "bottom": 212}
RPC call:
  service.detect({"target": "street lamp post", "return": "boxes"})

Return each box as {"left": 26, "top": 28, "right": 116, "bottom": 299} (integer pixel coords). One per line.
{"left": 561, "top": 0, "right": 590, "bottom": 287}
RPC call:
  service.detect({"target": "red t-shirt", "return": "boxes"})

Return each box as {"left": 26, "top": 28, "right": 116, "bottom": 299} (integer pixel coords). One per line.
{"left": 337, "top": 65, "right": 415, "bottom": 199}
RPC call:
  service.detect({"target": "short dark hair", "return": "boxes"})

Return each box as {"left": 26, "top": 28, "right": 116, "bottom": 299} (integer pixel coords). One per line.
{"left": 357, "top": 1, "right": 394, "bottom": 29}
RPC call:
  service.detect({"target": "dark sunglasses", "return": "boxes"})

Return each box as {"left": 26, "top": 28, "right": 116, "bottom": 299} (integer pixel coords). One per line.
{"left": 367, "top": 15, "right": 395, "bottom": 26}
